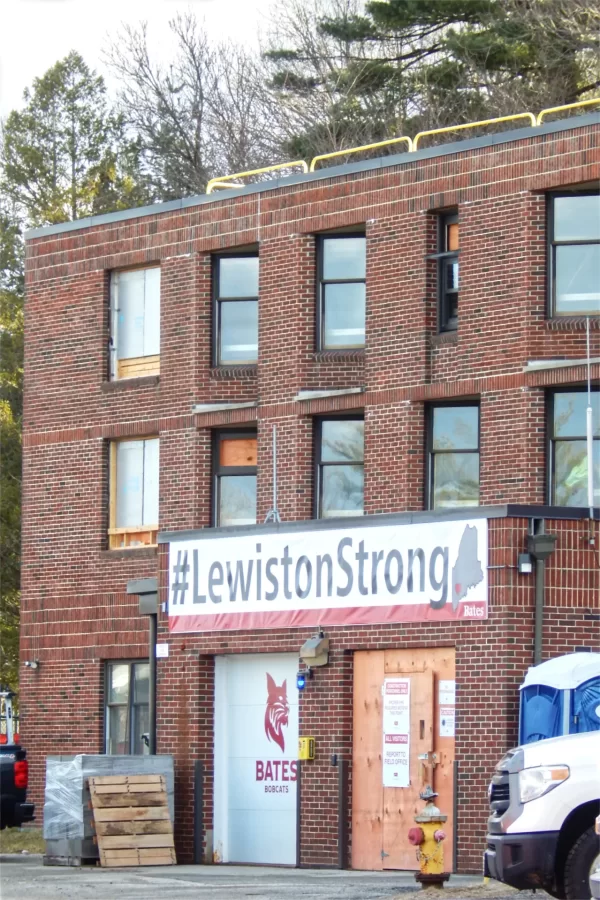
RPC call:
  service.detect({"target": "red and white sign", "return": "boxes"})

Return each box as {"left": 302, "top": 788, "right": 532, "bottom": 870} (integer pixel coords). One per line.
{"left": 168, "top": 518, "right": 488, "bottom": 633}
{"left": 213, "top": 654, "right": 298, "bottom": 865}
{"left": 382, "top": 678, "right": 411, "bottom": 788}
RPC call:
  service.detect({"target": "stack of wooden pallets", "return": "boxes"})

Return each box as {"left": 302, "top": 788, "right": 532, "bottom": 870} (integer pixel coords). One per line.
{"left": 88, "top": 774, "right": 176, "bottom": 867}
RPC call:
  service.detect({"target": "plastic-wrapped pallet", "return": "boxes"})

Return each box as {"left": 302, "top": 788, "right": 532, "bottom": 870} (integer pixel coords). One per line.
{"left": 43, "top": 754, "right": 174, "bottom": 865}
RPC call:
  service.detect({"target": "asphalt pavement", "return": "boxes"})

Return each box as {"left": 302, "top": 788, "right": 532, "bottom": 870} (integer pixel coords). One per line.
{"left": 0, "top": 855, "right": 549, "bottom": 900}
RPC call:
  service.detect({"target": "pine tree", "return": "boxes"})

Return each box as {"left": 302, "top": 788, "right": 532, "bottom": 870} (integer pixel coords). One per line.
{"left": 1, "top": 51, "right": 152, "bottom": 226}
{"left": 265, "top": 0, "right": 600, "bottom": 161}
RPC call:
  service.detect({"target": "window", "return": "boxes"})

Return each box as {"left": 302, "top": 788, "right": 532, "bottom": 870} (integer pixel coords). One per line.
{"left": 105, "top": 661, "right": 149, "bottom": 755}
{"left": 109, "top": 437, "right": 159, "bottom": 549}
{"left": 549, "top": 192, "right": 600, "bottom": 315}
{"left": 315, "top": 417, "right": 364, "bottom": 518}
{"left": 549, "top": 390, "right": 600, "bottom": 506}
{"left": 317, "top": 235, "right": 366, "bottom": 349}
{"left": 428, "top": 404, "right": 479, "bottom": 509}
{"left": 438, "top": 212, "right": 459, "bottom": 331}
{"left": 214, "top": 431, "right": 257, "bottom": 526}
{"left": 214, "top": 254, "right": 259, "bottom": 365}
{"left": 110, "top": 267, "right": 160, "bottom": 379}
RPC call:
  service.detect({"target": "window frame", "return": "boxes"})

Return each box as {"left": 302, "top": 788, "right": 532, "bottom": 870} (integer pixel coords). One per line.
{"left": 104, "top": 660, "right": 150, "bottom": 755}
{"left": 547, "top": 190, "right": 600, "bottom": 317}
{"left": 436, "top": 211, "right": 459, "bottom": 332}
{"left": 313, "top": 414, "right": 365, "bottom": 519}
{"left": 109, "top": 264, "right": 161, "bottom": 380}
{"left": 108, "top": 436, "right": 159, "bottom": 549}
{"left": 547, "top": 387, "right": 600, "bottom": 506}
{"left": 212, "top": 428, "right": 258, "bottom": 527}
{"left": 212, "top": 251, "right": 259, "bottom": 367}
{"left": 426, "top": 401, "right": 480, "bottom": 510}
{"left": 316, "top": 233, "right": 366, "bottom": 351}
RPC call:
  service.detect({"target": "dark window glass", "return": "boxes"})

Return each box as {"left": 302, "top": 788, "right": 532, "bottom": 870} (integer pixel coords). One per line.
{"left": 215, "top": 255, "right": 259, "bottom": 364}
{"left": 438, "top": 213, "right": 459, "bottom": 331}
{"left": 550, "top": 391, "right": 600, "bottom": 507}
{"left": 316, "top": 418, "right": 364, "bottom": 518}
{"left": 428, "top": 405, "right": 479, "bottom": 509}
{"left": 550, "top": 193, "right": 600, "bottom": 315}
{"left": 214, "top": 432, "right": 257, "bottom": 526}
{"left": 318, "top": 235, "right": 366, "bottom": 349}
{"left": 105, "top": 661, "right": 150, "bottom": 755}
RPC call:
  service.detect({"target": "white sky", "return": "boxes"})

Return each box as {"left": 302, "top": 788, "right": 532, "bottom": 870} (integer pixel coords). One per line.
{"left": 0, "top": 0, "right": 268, "bottom": 116}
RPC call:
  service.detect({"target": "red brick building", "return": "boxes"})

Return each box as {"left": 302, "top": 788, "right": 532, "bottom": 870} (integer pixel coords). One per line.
{"left": 21, "top": 111, "right": 599, "bottom": 875}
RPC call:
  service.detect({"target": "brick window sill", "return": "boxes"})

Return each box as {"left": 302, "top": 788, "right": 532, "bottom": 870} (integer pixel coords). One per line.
{"left": 100, "top": 547, "right": 158, "bottom": 560}
{"left": 102, "top": 376, "right": 160, "bottom": 392}
{"left": 545, "top": 317, "right": 600, "bottom": 331}
{"left": 430, "top": 330, "right": 458, "bottom": 346}
{"left": 311, "top": 350, "right": 365, "bottom": 363}
{"left": 210, "top": 366, "right": 258, "bottom": 380}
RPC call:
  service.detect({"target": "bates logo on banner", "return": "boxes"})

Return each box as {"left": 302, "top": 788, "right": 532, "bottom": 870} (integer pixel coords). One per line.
{"left": 169, "top": 517, "right": 488, "bottom": 633}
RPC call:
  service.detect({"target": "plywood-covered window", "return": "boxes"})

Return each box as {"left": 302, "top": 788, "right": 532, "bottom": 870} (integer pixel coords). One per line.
{"left": 109, "top": 437, "right": 159, "bottom": 549}
{"left": 214, "top": 431, "right": 257, "bottom": 526}
{"left": 110, "top": 267, "right": 160, "bottom": 379}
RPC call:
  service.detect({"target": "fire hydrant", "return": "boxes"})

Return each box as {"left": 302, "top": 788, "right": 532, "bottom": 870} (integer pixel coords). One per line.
{"left": 407, "top": 785, "right": 449, "bottom": 888}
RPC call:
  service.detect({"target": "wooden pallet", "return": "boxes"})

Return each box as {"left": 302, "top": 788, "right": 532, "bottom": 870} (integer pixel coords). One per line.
{"left": 88, "top": 774, "right": 176, "bottom": 867}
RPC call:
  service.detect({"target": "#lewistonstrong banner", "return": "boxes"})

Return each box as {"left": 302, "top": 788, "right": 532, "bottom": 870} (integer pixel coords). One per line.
{"left": 168, "top": 517, "right": 488, "bottom": 633}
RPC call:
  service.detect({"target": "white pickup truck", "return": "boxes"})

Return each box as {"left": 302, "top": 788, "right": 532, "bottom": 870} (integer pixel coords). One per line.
{"left": 485, "top": 731, "right": 600, "bottom": 900}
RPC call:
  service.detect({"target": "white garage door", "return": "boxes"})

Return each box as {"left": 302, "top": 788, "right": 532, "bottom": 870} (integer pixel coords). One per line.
{"left": 214, "top": 653, "right": 299, "bottom": 864}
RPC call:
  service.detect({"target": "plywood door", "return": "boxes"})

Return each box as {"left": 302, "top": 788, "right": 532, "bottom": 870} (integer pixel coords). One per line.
{"left": 352, "top": 648, "right": 456, "bottom": 872}
{"left": 381, "top": 669, "right": 433, "bottom": 869}
{"left": 352, "top": 651, "right": 385, "bottom": 870}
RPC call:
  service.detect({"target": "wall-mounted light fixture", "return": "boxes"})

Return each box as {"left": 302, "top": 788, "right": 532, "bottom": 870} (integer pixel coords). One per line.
{"left": 23, "top": 660, "right": 40, "bottom": 670}
{"left": 299, "top": 631, "right": 329, "bottom": 668}
{"left": 517, "top": 553, "right": 533, "bottom": 575}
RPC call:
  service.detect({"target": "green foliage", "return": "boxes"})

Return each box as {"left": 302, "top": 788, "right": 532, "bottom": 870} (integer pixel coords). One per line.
{"left": 0, "top": 208, "right": 24, "bottom": 694}
{"left": 265, "top": 0, "right": 600, "bottom": 160}
{"left": 0, "top": 53, "right": 153, "bottom": 696}
{"left": 2, "top": 51, "right": 153, "bottom": 226}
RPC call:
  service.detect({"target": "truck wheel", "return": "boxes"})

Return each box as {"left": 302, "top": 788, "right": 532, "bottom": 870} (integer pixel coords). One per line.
{"left": 564, "top": 827, "right": 600, "bottom": 900}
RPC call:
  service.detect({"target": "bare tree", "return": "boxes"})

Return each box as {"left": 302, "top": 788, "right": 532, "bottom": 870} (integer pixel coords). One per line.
{"left": 106, "top": 14, "right": 278, "bottom": 200}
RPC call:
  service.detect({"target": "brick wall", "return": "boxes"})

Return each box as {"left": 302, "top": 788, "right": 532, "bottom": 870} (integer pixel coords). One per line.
{"left": 20, "top": 118, "right": 600, "bottom": 870}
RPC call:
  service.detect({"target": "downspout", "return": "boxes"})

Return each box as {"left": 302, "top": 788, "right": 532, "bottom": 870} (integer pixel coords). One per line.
{"left": 127, "top": 577, "right": 159, "bottom": 754}
{"left": 527, "top": 521, "right": 557, "bottom": 665}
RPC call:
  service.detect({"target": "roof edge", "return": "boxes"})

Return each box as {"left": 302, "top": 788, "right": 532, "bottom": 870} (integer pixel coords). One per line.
{"left": 26, "top": 111, "right": 600, "bottom": 242}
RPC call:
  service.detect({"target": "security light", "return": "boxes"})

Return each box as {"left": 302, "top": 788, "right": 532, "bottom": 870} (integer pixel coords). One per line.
{"left": 517, "top": 553, "right": 533, "bottom": 575}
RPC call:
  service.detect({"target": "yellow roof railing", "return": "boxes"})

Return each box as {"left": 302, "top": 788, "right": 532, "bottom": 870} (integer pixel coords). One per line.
{"left": 537, "top": 98, "right": 600, "bottom": 125}
{"left": 413, "top": 112, "right": 536, "bottom": 151}
{"left": 310, "top": 135, "right": 413, "bottom": 172}
{"left": 206, "top": 160, "right": 309, "bottom": 194}
{"left": 206, "top": 100, "right": 600, "bottom": 194}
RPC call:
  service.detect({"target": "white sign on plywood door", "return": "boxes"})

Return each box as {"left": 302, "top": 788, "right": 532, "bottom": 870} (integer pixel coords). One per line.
{"left": 382, "top": 678, "right": 410, "bottom": 788}
{"left": 213, "top": 654, "right": 299, "bottom": 865}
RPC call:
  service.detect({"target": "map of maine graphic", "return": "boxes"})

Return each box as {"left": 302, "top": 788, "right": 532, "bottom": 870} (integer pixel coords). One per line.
{"left": 452, "top": 524, "right": 484, "bottom": 610}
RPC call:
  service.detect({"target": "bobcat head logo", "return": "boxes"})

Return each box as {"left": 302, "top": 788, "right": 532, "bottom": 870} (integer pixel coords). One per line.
{"left": 264, "top": 673, "right": 289, "bottom": 752}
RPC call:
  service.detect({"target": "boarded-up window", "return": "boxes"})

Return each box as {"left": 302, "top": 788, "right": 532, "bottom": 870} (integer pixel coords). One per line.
{"left": 110, "top": 267, "right": 160, "bottom": 379}
{"left": 109, "top": 438, "right": 159, "bottom": 548}
{"left": 214, "top": 432, "right": 257, "bottom": 526}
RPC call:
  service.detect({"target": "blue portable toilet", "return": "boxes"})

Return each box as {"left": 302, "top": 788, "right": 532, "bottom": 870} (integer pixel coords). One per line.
{"left": 519, "top": 652, "right": 600, "bottom": 744}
